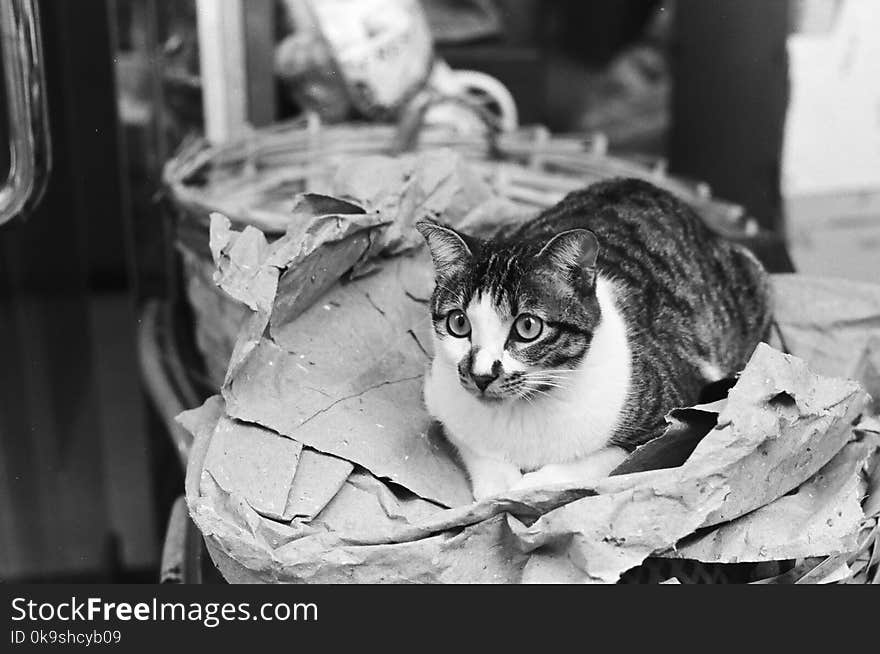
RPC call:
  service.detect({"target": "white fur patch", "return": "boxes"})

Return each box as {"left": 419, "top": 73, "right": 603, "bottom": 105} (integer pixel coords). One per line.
{"left": 424, "top": 276, "right": 632, "bottom": 470}
{"left": 466, "top": 293, "right": 510, "bottom": 375}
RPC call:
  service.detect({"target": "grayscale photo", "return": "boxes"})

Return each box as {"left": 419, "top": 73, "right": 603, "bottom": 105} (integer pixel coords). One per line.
{"left": 1, "top": 0, "right": 878, "bottom": 608}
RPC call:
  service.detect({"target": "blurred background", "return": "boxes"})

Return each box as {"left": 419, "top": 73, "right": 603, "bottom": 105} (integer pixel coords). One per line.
{"left": 0, "top": 0, "right": 877, "bottom": 582}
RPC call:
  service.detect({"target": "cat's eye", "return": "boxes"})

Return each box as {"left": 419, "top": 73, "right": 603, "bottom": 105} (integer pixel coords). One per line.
{"left": 513, "top": 314, "right": 543, "bottom": 341}
{"left": 446, "top": 310, "right": 471, "bottom": 337}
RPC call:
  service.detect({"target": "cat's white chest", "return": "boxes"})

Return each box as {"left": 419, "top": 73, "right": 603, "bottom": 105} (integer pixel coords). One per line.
{"left": 423, "top": 278, "right": 632, "bottom": 470}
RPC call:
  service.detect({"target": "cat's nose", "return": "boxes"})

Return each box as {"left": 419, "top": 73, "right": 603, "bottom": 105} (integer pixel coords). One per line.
{"left": 471, "top": 360, "right": 501, "bottom": 391}
{"left": 471, "top": 372, "right": 498, "bottom": 392}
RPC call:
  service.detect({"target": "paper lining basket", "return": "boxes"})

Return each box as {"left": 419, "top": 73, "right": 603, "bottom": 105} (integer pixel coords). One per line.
{"left": 166, "top": 117, "right": 878, "bottom": 583}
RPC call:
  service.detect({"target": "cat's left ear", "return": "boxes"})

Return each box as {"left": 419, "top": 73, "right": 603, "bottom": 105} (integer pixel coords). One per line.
{"left": 537, "top": 229, "right": 599, "bottom": 283}
{"left": 416, "top": 219, "right": 473, "bottom": 277}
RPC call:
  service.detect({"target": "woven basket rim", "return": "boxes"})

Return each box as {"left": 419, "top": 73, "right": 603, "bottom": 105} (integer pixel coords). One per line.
{"left": 162, "top": 117, "right": 754, "bottom": 240}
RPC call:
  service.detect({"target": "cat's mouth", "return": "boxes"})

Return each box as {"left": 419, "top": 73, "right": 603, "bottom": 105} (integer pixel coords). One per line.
{"left": 472, "top": 390, "right": 506, "bottom": 403}
{"left": 459, "top": 381, "right": 508, "bottom": 403}
{"left": 464, "top": 381, "right": 536, "bottom": 404}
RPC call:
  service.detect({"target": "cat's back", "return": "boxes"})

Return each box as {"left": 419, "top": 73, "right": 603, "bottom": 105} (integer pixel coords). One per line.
{"left": 516, "top": 178, "right": 765, "bottom": 303}
{"left": 517, "top": 178, "right": 714, "bottom": 255}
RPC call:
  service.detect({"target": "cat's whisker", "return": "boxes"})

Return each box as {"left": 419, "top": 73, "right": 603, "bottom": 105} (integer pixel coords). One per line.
{"left": 522, "top": 385, "right": 558, "bottom": 400}
{"left": 521, "top": 376, "right": 572, "bottom": 389}
{"left": 533, "top": 386, "right": 569, "bottom": 394}
{"left": 522, "top": 373, "right": 579, "bottom": 381}
{"left": 523, "top": 374, "right": 574, "bottom": 383}
{"left": 522, "top": 372, "right": 570, "bottom": 382}
{"left": 517, "top": 390, "right": 536, "bottom": 407}
{"left": 525, "top": 381, "right": 568, "bottom": 390}
{"left": 523, "top": 372, "right": 571, "bottom": 379}
{"left": 530, "top": 384, "right": 570, "bottom": 391}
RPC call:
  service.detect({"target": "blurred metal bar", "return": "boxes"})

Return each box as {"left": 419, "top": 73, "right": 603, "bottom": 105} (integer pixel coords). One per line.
{"left": 0, "top": 0, "right": 50, "bottom": 226}
{"left": 195, "top": 0, "right": 247, "bottom": 142}
{"left": 243, "top": 0, "right": 276, "bottom": 128}
{"left": 137, "top": 299, "right": 193, "bottom": 469}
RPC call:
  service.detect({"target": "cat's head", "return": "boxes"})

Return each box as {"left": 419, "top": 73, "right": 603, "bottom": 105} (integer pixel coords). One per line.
{"left": 417, "top": 219, "right": 602, "bottom": 402}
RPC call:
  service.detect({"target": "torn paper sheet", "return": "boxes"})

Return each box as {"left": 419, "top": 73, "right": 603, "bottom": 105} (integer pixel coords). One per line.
{"left": 772, "top": 274, "right": 880, "bottom": 379}
{"left": 286, "top": 450, "right": 354, "bottom": 521}
{"left": 209, "top": 205, "right": 386, "bottom": 317}
{"left": 852, "top": 336, "right": 880, "bottom": 415}
{"left": 612, "top": 401, "right": 725, "bottom": 476}
{"left": 221, "top": 253, "right": 473, "bottom": 509}
{"left": 209, "top": 220, "right": 278, "bottom": 314}
{"left": 202, "top": 416, "right": 303, "bottom": 521}
{"left": 683, "top": 343, "right": 867, "bottom": 527}
{"left": 323, "top": 150, "right": 495, "bottom": 255}
{"left": 672, "top": 439, "right": 872, "bottom": 563}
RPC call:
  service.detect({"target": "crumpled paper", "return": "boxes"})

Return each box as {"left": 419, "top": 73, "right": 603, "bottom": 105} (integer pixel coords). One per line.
{"left": 181, "top": 153, "right": 880, "bottom": 583}
{"left": 771, "top": 274, "right": 880, "bottom": 379}
{"left": 671, "top": 439, "right": 872, "bottom": 563}
{"left": 181, "top": 258, "right": 880, "bottom": 583}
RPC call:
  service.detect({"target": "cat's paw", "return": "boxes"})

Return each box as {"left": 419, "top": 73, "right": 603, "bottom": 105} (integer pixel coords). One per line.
{"left": 470, "top": 464, "right": 522, "bottom": 501}
{"left": 510, "top": 465, "right": 567, "bottom": 492}
{"left": 512, "top": 448, "right": 629, "bottom": 492}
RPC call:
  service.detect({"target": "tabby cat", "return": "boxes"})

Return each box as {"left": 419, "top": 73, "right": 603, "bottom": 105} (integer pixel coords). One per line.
{"left": 417, "top": 178, "right": 771, "bottom": 500}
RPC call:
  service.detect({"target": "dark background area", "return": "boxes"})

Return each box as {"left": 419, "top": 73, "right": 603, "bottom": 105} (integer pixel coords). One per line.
{"left": 0, "top": 0, "right": 171, "bottom": 581}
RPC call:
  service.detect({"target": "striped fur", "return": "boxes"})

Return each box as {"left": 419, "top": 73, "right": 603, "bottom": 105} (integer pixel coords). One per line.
{"left": 417, "top": 178, "right": 772, "bottom": 497}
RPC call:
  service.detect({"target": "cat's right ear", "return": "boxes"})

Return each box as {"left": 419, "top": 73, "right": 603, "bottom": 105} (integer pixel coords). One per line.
{"left": 416, "top": 219, "right": 473, "bottom": 277}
